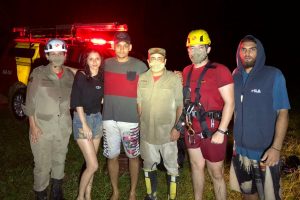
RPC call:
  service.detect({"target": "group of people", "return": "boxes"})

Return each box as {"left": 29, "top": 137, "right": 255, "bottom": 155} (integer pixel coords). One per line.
{"left": 24, "top": 28, "right": 290, "bottom": 200}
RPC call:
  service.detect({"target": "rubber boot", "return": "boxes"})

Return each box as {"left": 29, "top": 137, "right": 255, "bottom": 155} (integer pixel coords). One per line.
{"left": 49, "top": 178, "right": 63, "bottom": 200}
{"left": 144, "top": 170, "right": 157, "bottom": 200}
{"left": 167, "top": 174, "right": 178, "bottom": 200}
{"left": 35, "top": 188, "right": 48, "bottom": 200}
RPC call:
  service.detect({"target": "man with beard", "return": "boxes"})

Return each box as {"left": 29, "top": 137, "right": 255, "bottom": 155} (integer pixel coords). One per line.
{"left": 229, "top": 35, "right": 290, "bottom": 200}
{"left": 137, "top": 48, "right": 183, "bottom": 200}
{"left": 24, "top": 38, "right": 74, "bottom": 200}
{"left": 182, "top": 29, "right": 234, "bottom": 200}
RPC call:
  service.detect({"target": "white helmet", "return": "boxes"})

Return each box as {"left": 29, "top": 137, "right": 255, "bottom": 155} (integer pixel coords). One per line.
{"left": 44, "top": 39, "right": 67, "bottom": 53}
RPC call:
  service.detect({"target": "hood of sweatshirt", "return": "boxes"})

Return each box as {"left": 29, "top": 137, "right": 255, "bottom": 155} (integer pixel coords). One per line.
{"left": 236, "top": 35, "right": 266, "bottom": 76}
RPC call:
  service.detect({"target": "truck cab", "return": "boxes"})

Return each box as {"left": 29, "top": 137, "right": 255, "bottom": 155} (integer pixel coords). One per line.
{"left": 0, "top": 22, "right": 128, "bottom": 121}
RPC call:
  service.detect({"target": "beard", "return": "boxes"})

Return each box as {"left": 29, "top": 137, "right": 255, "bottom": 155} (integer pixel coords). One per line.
{"left": 242, "top": 59, "right": 255, "bottom": 69}
{"left": 189, "top": 51, "right": 207, "bottom": 64}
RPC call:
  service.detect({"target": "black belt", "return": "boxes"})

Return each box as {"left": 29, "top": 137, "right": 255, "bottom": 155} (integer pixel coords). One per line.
{"left": 74, "top": 111, "right": 100, "bottom": 116}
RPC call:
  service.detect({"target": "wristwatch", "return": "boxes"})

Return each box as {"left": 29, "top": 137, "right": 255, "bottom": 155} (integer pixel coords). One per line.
{"left": 217, "top": 129, "right": 229, "bottom": 135}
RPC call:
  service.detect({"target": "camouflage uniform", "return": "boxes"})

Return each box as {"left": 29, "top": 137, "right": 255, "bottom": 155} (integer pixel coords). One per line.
{"left": 24, "top": 64, "right": 74, "bottom": 192}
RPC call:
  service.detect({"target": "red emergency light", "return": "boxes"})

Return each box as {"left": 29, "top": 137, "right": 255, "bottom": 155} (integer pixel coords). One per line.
{"left": 90, "top": 38, "right": 107, "bottom": 45}
{"left": 12, "top": 22, "right": 128, "bottom": 45}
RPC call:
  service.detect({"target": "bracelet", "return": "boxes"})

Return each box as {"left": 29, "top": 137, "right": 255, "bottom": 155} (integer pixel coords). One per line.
{"left": 217, "top": 129, "right": 229, "bottom": 135}
{"left": 271, "top": 146, "right": 281, "bottom": 151}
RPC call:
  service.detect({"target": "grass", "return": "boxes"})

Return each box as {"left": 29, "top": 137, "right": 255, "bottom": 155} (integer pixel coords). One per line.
{"left": 0, "top": 101, "right": 299, "bottom": 200}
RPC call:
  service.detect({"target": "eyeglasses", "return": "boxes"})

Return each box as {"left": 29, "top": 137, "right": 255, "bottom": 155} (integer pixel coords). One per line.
{"left": 149, "top": 57, "right": 165, "bottom": 62}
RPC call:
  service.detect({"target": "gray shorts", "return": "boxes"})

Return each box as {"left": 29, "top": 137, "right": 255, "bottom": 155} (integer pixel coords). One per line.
{"left": 140, "top": 140, "right": 178, "bottom": 176}
{"left": 102, "top": 120, "right": 140, "bottom": 159}
{"left": 72, "top": 112, "right": 103, "bottom": 140}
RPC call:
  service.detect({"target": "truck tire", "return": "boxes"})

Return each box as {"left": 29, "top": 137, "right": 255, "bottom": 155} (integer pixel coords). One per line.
{"left": 8, "top": 82, "right": 27, "bottom": 122}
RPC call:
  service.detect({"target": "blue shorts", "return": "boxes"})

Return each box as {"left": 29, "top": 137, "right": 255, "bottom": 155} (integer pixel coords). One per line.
{"left": 73, "top": 112, "right": 103, "bottom": 140}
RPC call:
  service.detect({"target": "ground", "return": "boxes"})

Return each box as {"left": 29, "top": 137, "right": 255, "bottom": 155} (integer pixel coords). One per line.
{"left": 0, "top": 95, "right": 299, "bottom": 199}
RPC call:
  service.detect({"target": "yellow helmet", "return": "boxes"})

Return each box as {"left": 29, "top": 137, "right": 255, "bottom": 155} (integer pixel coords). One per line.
{"left": 186, "top": 29, "right": 211, "bottom": 47}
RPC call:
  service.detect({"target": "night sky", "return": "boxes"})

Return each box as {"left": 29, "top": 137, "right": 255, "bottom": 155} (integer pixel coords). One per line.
{"left": 0, "top": 0, "right": 298, "bottom": 91}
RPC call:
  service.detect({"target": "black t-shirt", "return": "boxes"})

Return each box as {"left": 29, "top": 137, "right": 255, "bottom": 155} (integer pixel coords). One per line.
{"left": 70, "top": 71, "right": 104, "bottom": 114}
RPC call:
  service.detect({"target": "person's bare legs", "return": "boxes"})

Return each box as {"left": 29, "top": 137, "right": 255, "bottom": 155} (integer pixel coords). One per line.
{"left": 76, "top": 139, "right": 99, "bottom": 200}
{"left": 207, "top": 160, "right": 226, "bottom": 200}
{"left": 108, "top": 157, "right": 119, "bottom": 200}
{"left": 128, "top": 157, "right": 139, "bottom": 200}
{"left": 84, "top": 178, "right": 93, "bottom": 200}
{"left": 188, "top": 148, "right": 206, "bottom": 200}
{"left": 84, "top": 138, "right": 101, "bottom": 200}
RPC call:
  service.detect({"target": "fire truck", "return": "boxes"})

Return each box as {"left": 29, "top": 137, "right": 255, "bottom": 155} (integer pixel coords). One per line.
{"left": 0, "top": 22, "right": 128, "bottom": 122}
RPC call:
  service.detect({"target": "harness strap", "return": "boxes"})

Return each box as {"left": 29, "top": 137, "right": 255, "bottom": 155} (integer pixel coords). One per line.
{"left": 183, "top": 62, "right": 214, "bottom": 103}
{"left": 194, "top": 66, "right": 210, "bottom": 104}
{"left": 184, "top": 62, "right": 222, "bottom": 138}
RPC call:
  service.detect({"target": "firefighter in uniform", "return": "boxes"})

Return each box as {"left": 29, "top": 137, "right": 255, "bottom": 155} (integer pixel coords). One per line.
{"left": 137, "top": 48, "right": 183, "bottom": 200}
{"left": 24, "top": 39, "right": 74, "bottom": 200}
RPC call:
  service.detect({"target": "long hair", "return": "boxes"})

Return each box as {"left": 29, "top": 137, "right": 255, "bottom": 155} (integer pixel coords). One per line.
{"left": 82, "top": 48, "right": 103, "bottom": 81}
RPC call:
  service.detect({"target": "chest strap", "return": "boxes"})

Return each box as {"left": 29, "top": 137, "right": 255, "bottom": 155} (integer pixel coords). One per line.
{"left": 183, "top": 62, "right": 222, "bottom": 138}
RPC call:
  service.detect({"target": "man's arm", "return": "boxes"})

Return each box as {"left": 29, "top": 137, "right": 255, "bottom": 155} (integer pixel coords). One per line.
{"left": 137, "top": 79, "right": 142, "bottom": 117}
{"left": 261, "top": 109, "right": 289, "bottom": 166}
{"left": 272, "top": 109, "right": 289, "bottom": 150}
{"left": 137, "top": 103, "right": 142, "bottom": 117}
{"left": 28, "top": 116, "right": 42, "bottom": 143}
{"left": 261, "top": 71, "right": 290, "bottom": 166}
{"left": 24, "top": 69, "right": 42, "bottom": 143}
{"left": 170, "top": 106, "right": 183, "bottom": 141}
{"left": 170, "top": 76, "right": 184, "bottom": 141}
{"left": 175, "top": 106, "right": 183, "bottom": 123}
{"left": 211, "top": 83, "right": 234, "bottom": 144}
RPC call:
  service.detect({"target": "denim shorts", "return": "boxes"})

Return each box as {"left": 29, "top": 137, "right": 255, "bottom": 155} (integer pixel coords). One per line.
{"left": 73, "top": 112, "right": 103, "bottom": 140}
